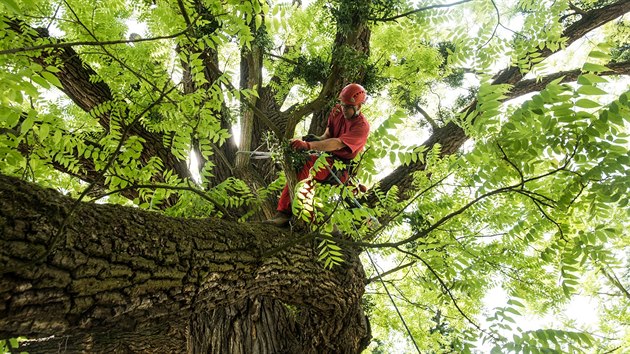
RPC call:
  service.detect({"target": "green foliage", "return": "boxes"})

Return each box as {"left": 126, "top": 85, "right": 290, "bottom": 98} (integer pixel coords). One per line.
{"left": 318, "top": 237, "right": 344, "bottom": 269}
{"left": 0, "top": 336, "right": 27, "bottom": 353}
{"left": 1, "top": 0, "right": 629, "bottom": 352}
{"left": 365, "top": 29, "right": 629, "bottom": 352}
{"left": 609, "top": 20, "right": 629, "bottom": 63}
{"left": 361, "top": 108, "right": 407, "bottom": 184}
{"left": 290, "top": 55, "right": 331, "bottom": 87}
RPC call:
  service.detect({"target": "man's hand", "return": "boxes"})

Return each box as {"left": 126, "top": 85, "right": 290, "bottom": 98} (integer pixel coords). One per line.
{"left": 290, "top": 139, "right": 311, "bottom": 151}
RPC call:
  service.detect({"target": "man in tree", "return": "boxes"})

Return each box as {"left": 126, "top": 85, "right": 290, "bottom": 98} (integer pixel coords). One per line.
{"left": 265, "top": 83, "right": 371, "bottom": 226}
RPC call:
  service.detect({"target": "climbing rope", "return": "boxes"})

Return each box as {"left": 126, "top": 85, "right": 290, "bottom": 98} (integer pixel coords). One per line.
{"left": 365, "top": 249, "right": 422, "bottom": 354}
{"left": 323, "top": 164, "right": 422, "bottom": 353}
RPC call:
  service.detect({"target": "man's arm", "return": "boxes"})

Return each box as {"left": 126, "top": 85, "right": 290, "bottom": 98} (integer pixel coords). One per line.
{"left": 296, "top": 128, "right": 342, "bottom": 151}
{"left": 308, "top": 138, "right": 346, "bottom": 152}
{"left": 320, "top": 128, "right": 332, "bottom": 140}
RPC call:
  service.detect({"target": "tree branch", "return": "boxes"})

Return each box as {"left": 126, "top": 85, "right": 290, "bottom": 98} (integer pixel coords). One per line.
{"left": 94, "top": 182, "right": 230, "bottom": 216}
{"left": 366, "top": 261, "right": 417, "bottom": 284}
{"left": 339, "top": 160, "right": 575, "bottom": 249}
{"left": 480, "top": 0, "right": 501, "bottom": 49}
{"left": 414, "top": 103, "right": 439, "bottom": 130}
{"left": 368, "top": 0, "right": 474, "bottom": 22}
{"left": 61, "top": 0, "right": 179, "bottom": 106}
{"left": 393, "top": 246, "right": 499, "bottom": 341}
{"left": 598, "top": 264, "right": 630, "bottom": 301}
{"left": 204, "top": 59, "right": 282, "bottom": 138}
{"left": 0, "top": 28, "right": 191, "bottom": 56}
{"left": 5, "top": 18, "right": 193, "bottom": 184}
{"left": 493, "top": 0, "right": 630, "bottom": 86}
{"left": 5, "top": 81, "right": 181, "bottom": 276}
{"left": 371, "top": 0, "right": 630, "bottom": 201}
{"left": 507, "top": 60, "right": 630, "bottom": 99}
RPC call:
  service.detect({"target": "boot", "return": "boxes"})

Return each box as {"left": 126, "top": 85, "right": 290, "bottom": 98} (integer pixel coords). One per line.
{"left": 263, "top": 211, "right": 292, "bottom": 227}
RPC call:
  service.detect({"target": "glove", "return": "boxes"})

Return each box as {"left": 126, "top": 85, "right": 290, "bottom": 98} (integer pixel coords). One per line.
{"left": 290, "top": 139, "right": 311, "bottom": 151}
{"left": 302, "top": 134, "right": 321, "bottom": 142}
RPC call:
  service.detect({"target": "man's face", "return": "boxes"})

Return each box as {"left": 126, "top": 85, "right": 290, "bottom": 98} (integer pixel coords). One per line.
{"left": 341, "top": 103, "right": 358, "bottom": 119}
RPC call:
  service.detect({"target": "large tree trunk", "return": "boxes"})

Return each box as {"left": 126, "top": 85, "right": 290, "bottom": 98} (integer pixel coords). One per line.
{"left": 0, "top": 173, "right": 370, "bottom": 353}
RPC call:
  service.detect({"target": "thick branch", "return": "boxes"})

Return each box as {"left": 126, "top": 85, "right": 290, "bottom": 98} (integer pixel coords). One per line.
{"left": 371, "top": 1, "right": 630, "bottom": 201}
{"left": 492, "top": 0, "right": 630, "bottom": 86}
{"left": 5, "top": 19, "right": 113, "bottom": 115}
{"left": 508, "top": 60, "right": 630, "bottom": 99}
{"left": 300, "top": 3, "right": 372, "bottom": 137}
{"left": 414, "top": 103, "right": 440, "bottom": 130}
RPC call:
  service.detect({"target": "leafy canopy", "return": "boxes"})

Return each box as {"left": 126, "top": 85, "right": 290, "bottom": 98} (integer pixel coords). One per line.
{"left": 0, "top": 0, "right": 629, "bottom": 352}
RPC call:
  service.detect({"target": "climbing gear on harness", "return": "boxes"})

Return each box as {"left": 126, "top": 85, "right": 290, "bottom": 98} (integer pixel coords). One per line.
{"left": 323, "top": 163, "right": 379, "bottom": 226}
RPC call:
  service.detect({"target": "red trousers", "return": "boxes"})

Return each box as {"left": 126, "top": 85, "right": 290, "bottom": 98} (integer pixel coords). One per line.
{"left": 277, "top": 155, "right": 348, "bottom": 212}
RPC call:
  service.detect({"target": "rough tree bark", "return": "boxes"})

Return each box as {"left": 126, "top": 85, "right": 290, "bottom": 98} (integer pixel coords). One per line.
{"left": 0, "top": 174, "right": 370, "bottom": 353}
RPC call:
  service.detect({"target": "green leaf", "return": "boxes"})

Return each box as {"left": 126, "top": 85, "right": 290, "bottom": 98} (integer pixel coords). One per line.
{"left": 588, "top": 51, "right": 609, "bottom": 59}
{"left": 577, "top": 85, "right": 607, "bottom": 95}
{"left": 581, "top": 73, "right": 608, "bottom": 84}
{"left": 38, "top": 123, "right": 50, "bottom": 140}
{"left": 0, "top": 0, "right": 20, "bottom": 13}
{"left": 41, "top": 71, "right": 63, "bottom": 87}
{"left": 32, "top": 75, "right": 50, "bottom": 89}
{"left": 20, "top": 115, "right": 35, "bottom": 134}
{"left": 582, "top": 63, "right": 610, "bottom": 73}
{"left": 575, "top": 99, "right": 601, "bottom": 109}
{"left": 505, "top": 307, "right": 522, "bottom": 316}
{"left": 507, "top": 299, "right": 525, "bottom": 308}
{"left": 4, "top": 110, "right": 20, "bottom": 128}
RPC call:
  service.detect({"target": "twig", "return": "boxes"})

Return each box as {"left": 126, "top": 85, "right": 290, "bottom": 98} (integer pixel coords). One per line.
{"left": 598, "top": 264, "right": 630, "bottom": 301}
{"left": 394, "top": 246, "right": 501, "bottom": 342}
{"left": 0, "top": 28, "right": 192, "bottom": 56}
{"left": 93, "top": 183, "right": 229, "bottom": 215}
{"left": 369, "top": 0, "right": 473, "bottom": 22}
{"left": 265, "top": 51, "right": 301, "bottom": 66}
{"left": 366, "top": 261, "right": 417, "bottom": 284}
{"left": 364, "top": 172, "right": 454, "bottom": 241}
{"left": 497, "top": 142, "right": 524, "bottom": 184}
{"left": 480, "top": 0, "right": 501, "bottom": 49}
{"left": 47, "top": 1, "right": 63, "bottom": 30}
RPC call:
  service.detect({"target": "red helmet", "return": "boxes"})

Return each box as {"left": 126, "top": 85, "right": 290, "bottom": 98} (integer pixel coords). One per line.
{"left": 338, "top": 83, "right": 367, "bottom": 105}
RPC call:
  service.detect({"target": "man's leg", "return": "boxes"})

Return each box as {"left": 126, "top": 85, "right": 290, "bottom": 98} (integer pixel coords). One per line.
{"left": 265, "top": 155, "right": 328, "bottom": 226}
